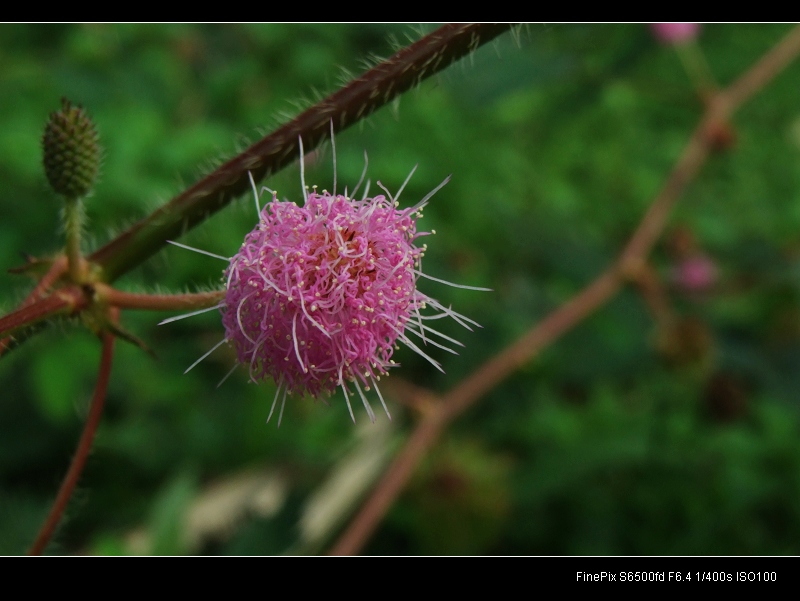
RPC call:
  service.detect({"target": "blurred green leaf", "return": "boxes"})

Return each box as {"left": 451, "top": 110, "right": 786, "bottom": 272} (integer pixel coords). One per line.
{"left": 148, "top": 471, "right": 197, "bottom": 556}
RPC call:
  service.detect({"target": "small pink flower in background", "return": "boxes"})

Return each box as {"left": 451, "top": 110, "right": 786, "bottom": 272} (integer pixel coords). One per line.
{"left": 218, "top": 161, "right": 484, "bottom": 425}
{"left": 650, "top": 23, "right": 700, "bottom": 45}
{"left": 672, "top": 254, "right": 718, "bottom": 293}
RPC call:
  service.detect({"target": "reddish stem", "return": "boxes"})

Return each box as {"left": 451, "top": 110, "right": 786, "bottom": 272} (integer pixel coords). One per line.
{"left": 0, "top": 285, "right": 87, "bottom": 343}
{"left": 0, "top": 256, "right": 68, "bottom": 357}
{"left": 94, "top": 283, "right": 224, "bottom": 312}
{"left": 18, "top": 256, "right": 68, "bottom": 303}
{"left": 28, "top": 308, "right": 118, "bottom": 556}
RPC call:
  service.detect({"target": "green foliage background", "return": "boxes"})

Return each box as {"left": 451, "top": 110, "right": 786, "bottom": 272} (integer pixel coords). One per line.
{"left": 2, "top": 24, "right": 800, "bottom": 555}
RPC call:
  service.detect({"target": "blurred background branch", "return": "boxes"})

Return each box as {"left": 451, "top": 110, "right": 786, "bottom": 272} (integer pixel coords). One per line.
{"left": 329, "top": 24, "right": 800, "bottom": 555}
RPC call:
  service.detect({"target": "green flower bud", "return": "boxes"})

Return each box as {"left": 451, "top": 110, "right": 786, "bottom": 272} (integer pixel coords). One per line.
{"left": 42, "top": 98, "right": 101, "bottom": 199}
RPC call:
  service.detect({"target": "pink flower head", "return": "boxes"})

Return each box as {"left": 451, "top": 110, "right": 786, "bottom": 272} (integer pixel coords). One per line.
{"left": 218, "top": 152, "right": 484, "bottom": 425}
{"left": 650, "top": 23, "right": 700, "bottom": 45}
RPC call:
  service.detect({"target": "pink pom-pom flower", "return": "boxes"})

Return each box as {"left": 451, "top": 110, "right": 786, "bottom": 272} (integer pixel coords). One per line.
{"left": 210, "top": 141, "right": 486, "bottom": 425}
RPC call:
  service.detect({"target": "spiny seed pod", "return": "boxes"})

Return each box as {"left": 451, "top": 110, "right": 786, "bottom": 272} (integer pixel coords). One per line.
{"left": 42, "top": 98, "right": 100, "bottom": 199}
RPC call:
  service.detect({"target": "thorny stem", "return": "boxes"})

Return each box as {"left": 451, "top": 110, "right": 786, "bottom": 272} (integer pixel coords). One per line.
{"left": 89, "top": 24, "right": 513, "bottom": 283}
{"left": 28, "top": 307, "right": 118, "bottom": 556}
{"left": 0, "top": 257, "right": 68, "bottom": 357}
{"left": 328, "top": 24, "right": 800, "bottom": 556}
{"left": 93, "top": 284, "right": 224, "bottom": 312}
{"left": 0, "top": 286, "right": 87, "bottom": 342}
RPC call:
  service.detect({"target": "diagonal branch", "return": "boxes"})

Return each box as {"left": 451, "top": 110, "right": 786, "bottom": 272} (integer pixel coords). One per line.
{"left": 0, "top": 257, "right": 68, "bottom": 358}
{"left": 328, "top": 24, "right": 800, "bottom": 556}
{"left": 0, "top": 285, "right": 88, "bottom": 343}
{"left": 89, "top": 24, "right": 513, "bottom": 283}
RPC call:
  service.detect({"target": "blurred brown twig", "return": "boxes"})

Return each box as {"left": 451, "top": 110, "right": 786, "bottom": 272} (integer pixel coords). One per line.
{"left": 328, "top": 24, "right": 800, "bottom": 556}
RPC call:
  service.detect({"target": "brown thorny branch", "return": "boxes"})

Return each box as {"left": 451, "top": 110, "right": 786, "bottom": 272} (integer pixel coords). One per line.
{"left": 0, "top": 24, "right": 513, "bottom": 357}
{"left": 88, "top": 24, "right": 514, "bottom": 283}
{"left": 328, "top": 25, "right": 800, "bottom": 556}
